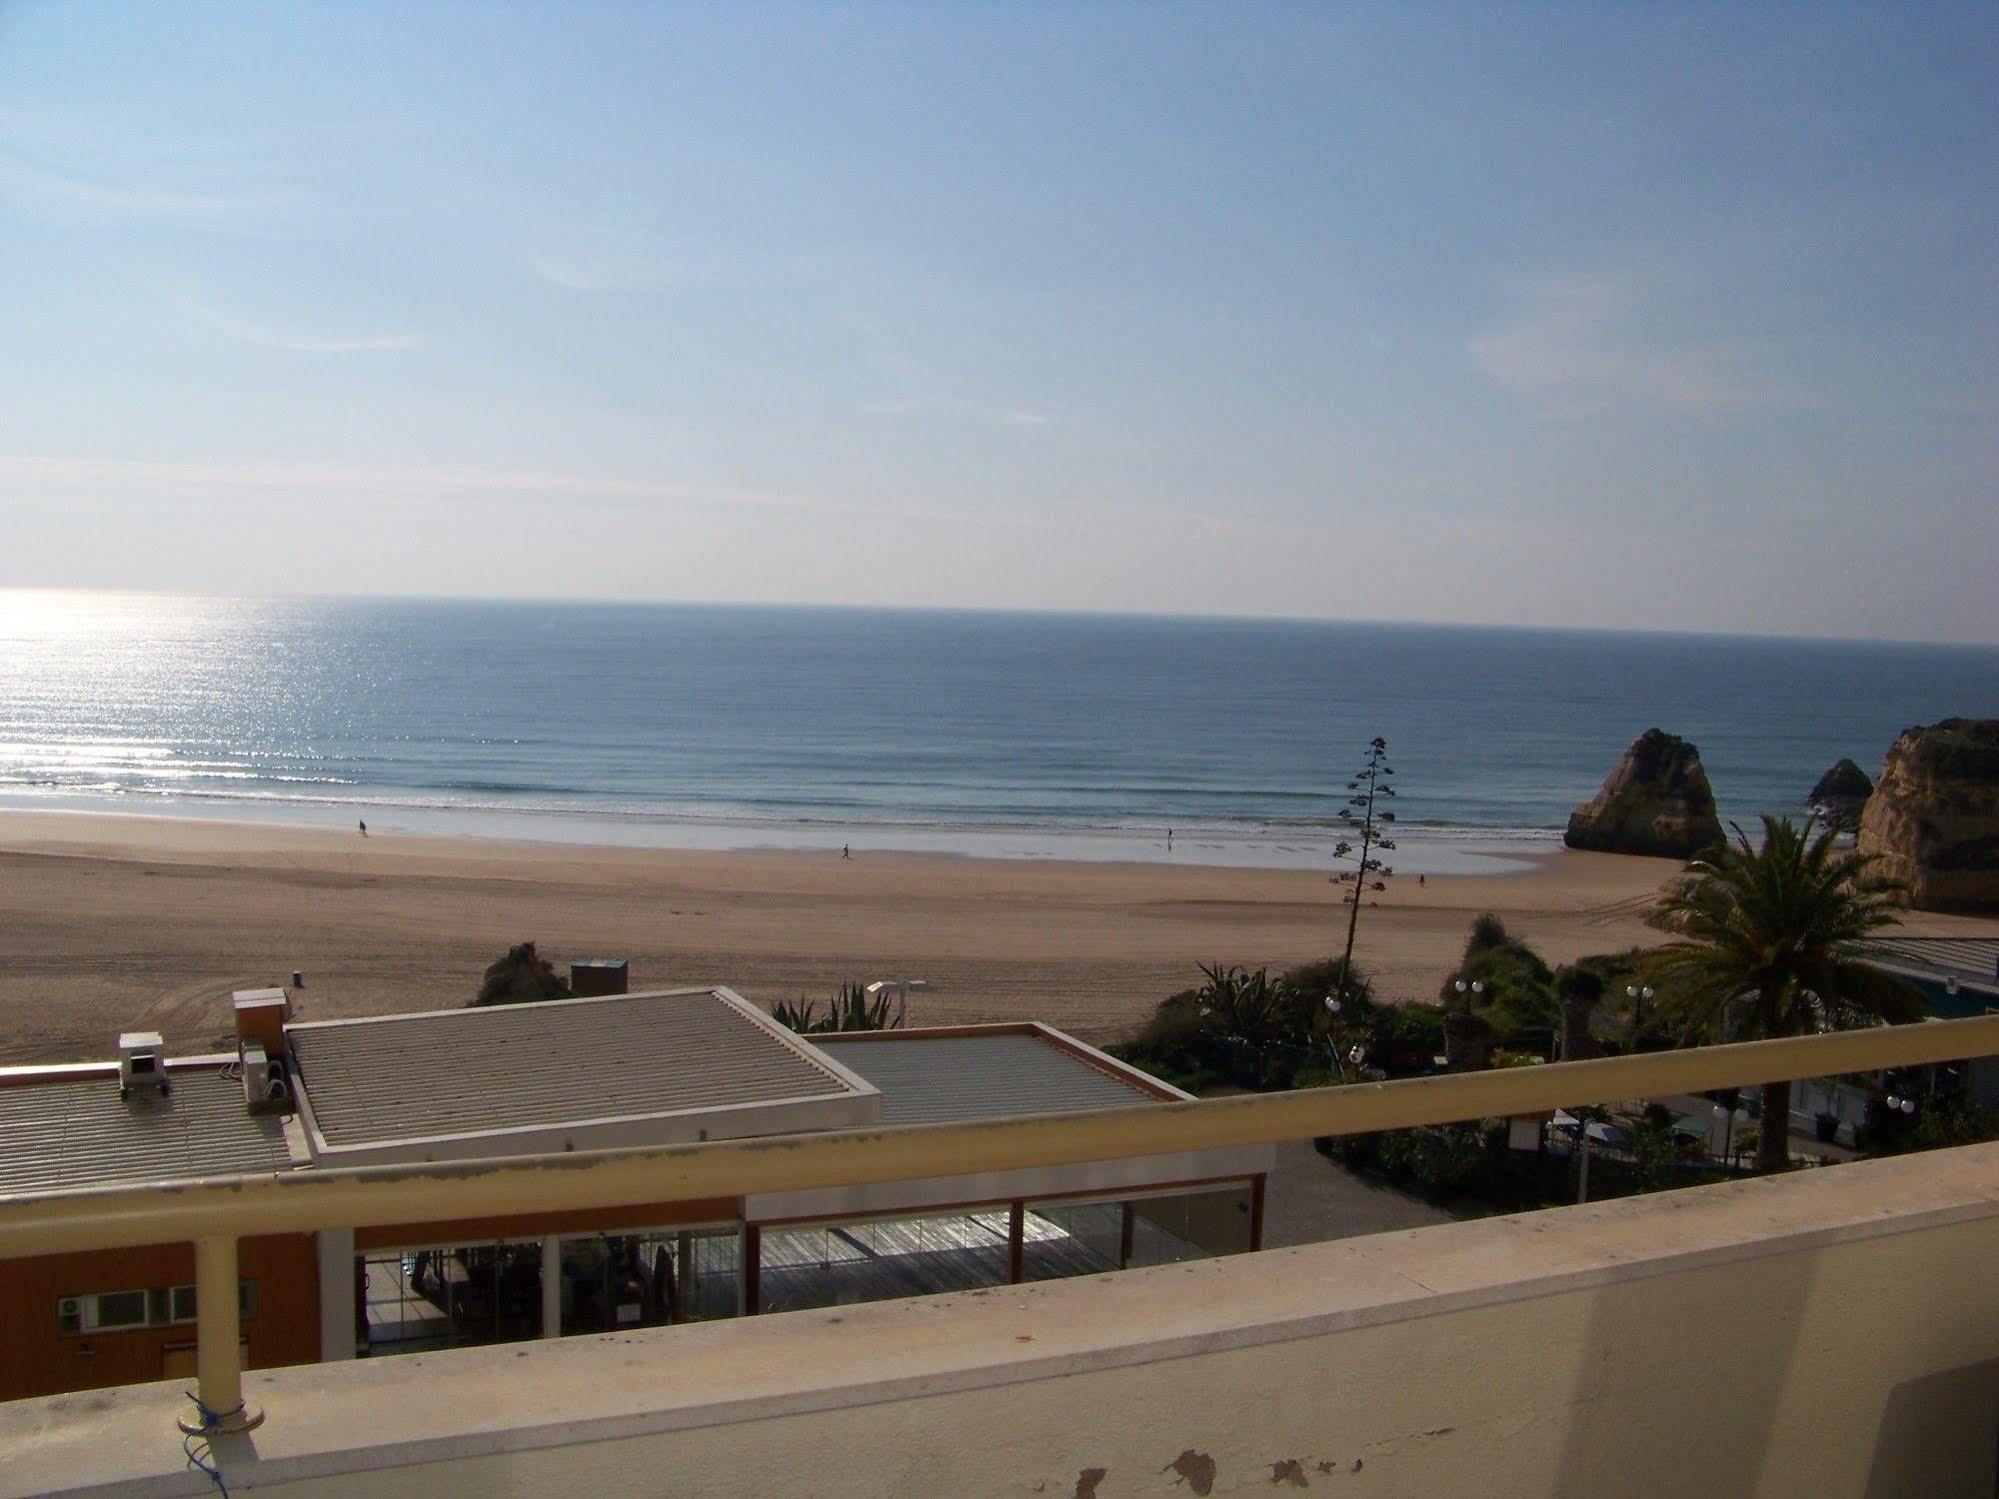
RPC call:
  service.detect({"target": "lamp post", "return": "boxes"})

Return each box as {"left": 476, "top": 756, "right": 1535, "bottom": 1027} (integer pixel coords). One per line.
{"left": 1626, "top": 984, "right": 1656, "bottom": 1033}
{"left": 1452, "top": 979, "right": 1485, "bottom": 1002}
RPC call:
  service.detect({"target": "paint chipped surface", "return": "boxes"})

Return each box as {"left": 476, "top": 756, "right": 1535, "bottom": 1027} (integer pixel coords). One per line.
{"left": 1165, "top": 1449, "right": 1218, "bottom": 1494}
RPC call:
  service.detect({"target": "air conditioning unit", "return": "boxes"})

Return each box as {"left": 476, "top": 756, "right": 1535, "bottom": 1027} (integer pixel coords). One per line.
{"left": 239, "top": 1041, "right": 292, "bottom": 1115}
{"left": 118, "top": 1032, "right": 169, "bottom": 1099}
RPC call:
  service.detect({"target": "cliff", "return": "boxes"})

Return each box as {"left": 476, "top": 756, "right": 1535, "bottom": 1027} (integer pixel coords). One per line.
{"left": 1857, "top": 719, "right": 1999, "bottom": 913}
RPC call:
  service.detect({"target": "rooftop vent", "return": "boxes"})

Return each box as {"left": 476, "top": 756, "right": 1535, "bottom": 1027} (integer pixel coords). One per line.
{"left": 570, "top": 959, "right": 629, "bottom": 998}
{"left": 118, "top": 1031, "right": 169, "bottom": 1100}
{"left": 239, "top": 1040, "right": 293, "bottom": 1115}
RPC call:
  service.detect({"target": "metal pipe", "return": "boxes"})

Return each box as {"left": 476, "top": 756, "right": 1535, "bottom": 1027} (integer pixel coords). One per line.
{"left": 7, "top": 1013, "right": 1999, "bottom": 1262}
{"left": 176, "top": 1236, "right": 261, "bottom": 1435}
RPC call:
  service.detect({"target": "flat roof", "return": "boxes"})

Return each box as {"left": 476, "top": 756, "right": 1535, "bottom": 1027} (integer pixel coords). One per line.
{"left": 287, "top": 987, "right": 880, "bottom": 1160}
{"left": 1865, "top": 938, "right": 1999, "bottom": 985}
{"left": 0, "top": 1065, "right": 297, "bottom": 1197}
{"left": 815, "top": 1026, "right": 1184, "bottom": 1125}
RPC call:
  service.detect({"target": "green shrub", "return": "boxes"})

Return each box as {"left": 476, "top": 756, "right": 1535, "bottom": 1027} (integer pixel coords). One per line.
{"left": 1375, "top": 1122, "right": 1489, "bottom": 1195}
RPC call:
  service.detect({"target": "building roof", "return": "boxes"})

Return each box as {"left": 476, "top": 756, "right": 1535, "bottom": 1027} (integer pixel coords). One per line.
{"left": 0, "top": 1066, "right": 296, "bottom": 1197}
{"left": 1865, "top": 938, "right": 1999, "bottom": 985}
{"left": 287, "top": 987, "right": 881, "bottom": 1161}
{"left": 814, "top": 1026, "right": 1183, "bottom": 1125}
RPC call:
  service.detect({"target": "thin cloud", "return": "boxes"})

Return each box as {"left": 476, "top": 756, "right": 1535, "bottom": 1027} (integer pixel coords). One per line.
{"left": 0, "top": 108, "right": 302, "bottom": 231}
{"left": 0, "top": 453, "right": 986, "bottom": 528}
{"left": 1469, "top": 276, "right": 1799, "bottom": 420}
{"left": 0, "top": 150, "right": 294, "bottom": 228}
{"left": 867, "top": 394, "right": 1056, "bottom": 428}
{"left": 185, "top": 300, "right": 423, "bottom": 355}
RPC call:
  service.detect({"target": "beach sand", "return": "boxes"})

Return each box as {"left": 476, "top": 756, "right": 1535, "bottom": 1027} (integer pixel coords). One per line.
{"left": 0, "top": 809, "right": 1986, "bottom": 1066}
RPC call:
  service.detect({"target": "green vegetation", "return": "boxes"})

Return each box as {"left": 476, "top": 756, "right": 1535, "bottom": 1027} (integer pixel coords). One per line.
{"left": 1646, "top": 815, "right": 1922, "bottom": 1171}
{"left": 772, "top": 980, "right": 908, "bottom": 1034}
{"left": 472, "top": 941, "right": 572, "bottom": 1006}
{"left": 1329, "top": 736, "right": 1398, "bottom": 999}
{"left": 1437, "top": 913, "right": 1557, "bottom": 1056}
{"left": 1112, "top": 832, "right": 1949, "bottom": 1209}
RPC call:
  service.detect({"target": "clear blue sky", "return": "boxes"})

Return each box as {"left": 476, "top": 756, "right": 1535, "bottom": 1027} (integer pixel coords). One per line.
{"left": 2, "top": 3, "right": 1994, "bottom": 643}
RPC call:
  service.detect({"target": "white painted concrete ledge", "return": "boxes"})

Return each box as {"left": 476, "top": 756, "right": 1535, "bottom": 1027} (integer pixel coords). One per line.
{"left": 6, "top": 1142, "right": 1999, "bottom": 1497}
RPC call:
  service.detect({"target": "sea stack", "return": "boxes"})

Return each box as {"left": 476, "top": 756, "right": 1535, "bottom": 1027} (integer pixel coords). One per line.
{"left": 1564, "top": 729, "right": 1724, "bottom": 859}
{"left": 1857, "top": 719, "right": 1999, "bottom": 913}
{"left": 1808, "top": 758, "right": 1874, "bottom": 830}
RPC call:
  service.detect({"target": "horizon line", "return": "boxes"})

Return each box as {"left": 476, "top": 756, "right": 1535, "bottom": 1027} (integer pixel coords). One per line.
{"left": 1, "top": 584, "right": 1994, "bottom": 654}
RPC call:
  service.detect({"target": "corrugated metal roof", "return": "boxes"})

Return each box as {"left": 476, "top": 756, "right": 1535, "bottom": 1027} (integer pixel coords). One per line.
{"left": 1866, "top": 938, "right": 1999, "bottom": 983}
{"left": 816, "top": 1032, "right": 1165, "bottom": 1125}
{"left": 288, "top": 989, "right": 866, "bottom": 1150}
{"left": 0, "top": 1068, "right": 295, "bottom": 1197}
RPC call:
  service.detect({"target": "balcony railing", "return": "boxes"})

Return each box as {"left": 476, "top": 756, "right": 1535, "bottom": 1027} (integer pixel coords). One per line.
{"left": 5, "top": 1011, "right": 1998, "bottom": 1435}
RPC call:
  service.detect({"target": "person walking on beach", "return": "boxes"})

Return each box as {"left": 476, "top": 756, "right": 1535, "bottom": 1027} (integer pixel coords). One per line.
{"left": 358, "top": 820, "right": 367, "bottom": 837}
{"left": 842, "top": 843, "right": 850, "bottom": 860}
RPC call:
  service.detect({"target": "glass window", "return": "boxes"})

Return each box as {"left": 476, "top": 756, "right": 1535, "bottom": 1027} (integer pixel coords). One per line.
{"left": 1129, "top": 1184, "right": 1254, "bottom": 1264}
{"left": 58, "top": 1280, "right": 260, "bottom": 1335}
{"left": 1022, "top": 1183, "right": 1255, "bottom": 1282}
{"left": 89, "top": 1290, "right": 149, "bottom": 1330}
{"left": 559, "top": 1227, "right": 740, "bottom": 1335}
{"left": 1020, "top": 1200, "right": 1123, "bottom": 1282}
{"left": 758, "top": 1208, "right": 1012, "bottom": 1314}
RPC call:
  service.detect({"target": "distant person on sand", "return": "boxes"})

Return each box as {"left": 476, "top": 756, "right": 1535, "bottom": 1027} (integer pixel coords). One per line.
{"left": 842, "top": 844, "right": 850, "bottom": 860}
{"left": 1166, "top": 827, "right": 1173, "bottom": 848}
{"left": 358, "top": 820, "right": 367, "bottom": 837}
{"left": 1418, "top": 873, "right": 1424, "bottom": 887}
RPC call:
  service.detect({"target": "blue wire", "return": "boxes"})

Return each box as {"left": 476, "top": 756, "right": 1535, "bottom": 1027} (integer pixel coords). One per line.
{"left": 182, "top": 1391, "right": 237, "bottom": 1496}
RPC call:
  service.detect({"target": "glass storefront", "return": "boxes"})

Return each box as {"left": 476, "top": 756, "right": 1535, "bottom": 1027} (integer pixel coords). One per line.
{"left": 359, "top": 1224, "right": 741, "bottom": 1355}
{"left": 358, "top": 1239, "right": 543, "bottom": 1352}
{"left": 356, "top": 1185, "right": 1253, "bottom": 1352}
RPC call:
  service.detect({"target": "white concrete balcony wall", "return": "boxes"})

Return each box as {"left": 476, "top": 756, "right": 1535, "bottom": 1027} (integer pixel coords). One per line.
{"left": 7, "top": 1141, "right": 1998, "bottom": 1498}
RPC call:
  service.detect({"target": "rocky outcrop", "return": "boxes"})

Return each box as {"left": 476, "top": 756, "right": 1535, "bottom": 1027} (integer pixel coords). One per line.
{"left": 1858, "top": 719, "right": 1999, "bottom": 913}
{"left": 1809, "top": 758, "right": 1874, "bottom": 830}
{"left": 1810, "top": 757, "right": 1874, "bottom": 805}
{"left": 1564, "top": 729, "right": 1724, "bottom": 859}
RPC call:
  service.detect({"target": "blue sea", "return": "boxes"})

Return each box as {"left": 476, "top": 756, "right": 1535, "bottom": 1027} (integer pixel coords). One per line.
{"left": 1, "top": 592, "right": 1993, "bottom": 873}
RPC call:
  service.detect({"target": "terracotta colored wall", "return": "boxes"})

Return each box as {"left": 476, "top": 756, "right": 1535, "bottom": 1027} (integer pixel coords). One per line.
{"left": 0, "top": 1233, "right": 319, "bottom": 1402}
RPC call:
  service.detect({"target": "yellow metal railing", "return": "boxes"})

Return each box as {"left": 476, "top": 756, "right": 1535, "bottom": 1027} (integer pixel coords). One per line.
{"left": 7, "top": 1012, "right": 1998, "bottom": 1432}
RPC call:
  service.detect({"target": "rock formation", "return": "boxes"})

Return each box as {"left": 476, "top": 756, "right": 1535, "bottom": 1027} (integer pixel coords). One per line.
{"left": 1564, "top": 729, "right": 1724, "bottom": 859}
{"left": 1857, "top": 719, "right": 1999, "bottom": 913}
{"left": 1808, "top": 758, "right": 1874, "bottom": 830}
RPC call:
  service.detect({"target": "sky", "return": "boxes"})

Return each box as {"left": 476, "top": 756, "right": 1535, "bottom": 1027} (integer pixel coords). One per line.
{"left": 1, "top": 3, "right": 1995, "bottom": 644}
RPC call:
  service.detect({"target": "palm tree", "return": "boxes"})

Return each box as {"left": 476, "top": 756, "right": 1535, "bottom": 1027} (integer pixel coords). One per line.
{"left": 1647, "top": 815, "right": 1922, "bottom": 1172}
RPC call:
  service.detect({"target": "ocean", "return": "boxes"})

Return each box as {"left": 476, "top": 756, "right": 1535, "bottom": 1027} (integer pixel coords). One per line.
{"left": 1, "top": 592, "right": 1993, "bottom": 873}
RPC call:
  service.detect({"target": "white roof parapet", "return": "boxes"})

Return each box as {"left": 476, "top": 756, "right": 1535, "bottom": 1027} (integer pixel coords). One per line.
{"left": 284, "top": 986, "right": 883, "bottom": 1166}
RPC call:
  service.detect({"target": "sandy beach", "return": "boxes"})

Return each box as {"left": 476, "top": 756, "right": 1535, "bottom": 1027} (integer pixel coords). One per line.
{"left": 0, "top": 808, "right": 1985, "bottom": 1066}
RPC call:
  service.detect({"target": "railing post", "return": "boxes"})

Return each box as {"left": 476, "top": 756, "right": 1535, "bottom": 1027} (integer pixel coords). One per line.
{"left": 541, "top": 1235, "right": 562, "bottom": 1338}
{"left": 177, "top": 1235, "right": 262, "bottom": 1435}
